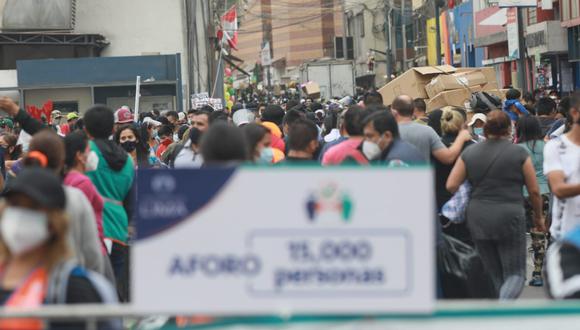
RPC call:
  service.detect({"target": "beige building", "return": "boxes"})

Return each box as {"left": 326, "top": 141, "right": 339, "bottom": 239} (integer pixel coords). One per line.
{"left": 236, "top": 0, "right": 344, "bottom": 84}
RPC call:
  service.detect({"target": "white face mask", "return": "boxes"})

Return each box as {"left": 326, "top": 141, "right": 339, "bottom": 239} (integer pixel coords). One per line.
{"left": 86, "top": 150, "right": 99, "bottom": 172}
{"left": 362, "top": 140, "right": 382, "bottom": 161}
{"left": 1, "top": 207, "right": 50, "bottom": 256}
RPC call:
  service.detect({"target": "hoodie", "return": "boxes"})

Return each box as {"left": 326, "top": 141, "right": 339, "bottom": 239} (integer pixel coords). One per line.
{"left": 86, "top": 139, "right": 134, "bottom": 244}
{"left": 503, "top": 99, "right": 529, "bottom": 121}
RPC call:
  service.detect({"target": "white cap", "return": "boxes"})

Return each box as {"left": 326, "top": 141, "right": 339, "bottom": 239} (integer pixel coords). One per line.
{"left": 232, "top": 109, "right": 255, "bottom": 127}
{"left": 468, "top": 113, "right": 487, "bottom": 127}
{"left": 143, "top": 116, "right": 162, "bottom": 127}
{"left": 178, "top": 112, "right": 186, "bottom": 121}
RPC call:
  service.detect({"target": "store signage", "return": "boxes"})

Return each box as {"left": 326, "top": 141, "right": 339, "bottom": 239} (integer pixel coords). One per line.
{"left": 507, "top": 8, "right": 520, "bottom": 59}
{"left": 133, "top": 168, "right": 435, "bottom": 315}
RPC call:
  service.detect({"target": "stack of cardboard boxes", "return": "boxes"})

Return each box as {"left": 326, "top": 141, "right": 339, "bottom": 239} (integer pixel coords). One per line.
{"left": 378, "top": 65, "right": 507, "bottom": 112}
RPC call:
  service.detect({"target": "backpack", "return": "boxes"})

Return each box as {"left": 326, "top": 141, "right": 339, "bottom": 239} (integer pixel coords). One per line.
{"left": 470, "top": 91, "right": 502, "bottom": 114}
{"left": 165, "top": 143, "right": 185, "bottom": 169}
{"left": 45, "top": 260, "right": 121, "bottom": 329}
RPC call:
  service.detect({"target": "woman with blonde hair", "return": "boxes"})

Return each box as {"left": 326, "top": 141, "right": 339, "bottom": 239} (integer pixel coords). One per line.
{"left": 0, "top": 168, "right": 118, "bottom": 329}
{"left": 436, "top": 107, "right": 474, "bottom": 243}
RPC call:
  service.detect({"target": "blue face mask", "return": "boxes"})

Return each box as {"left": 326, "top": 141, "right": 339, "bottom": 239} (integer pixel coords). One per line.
{"left": 474, "top": 127, "right": 484, "bottom": 136}
{"left": 259, "top": 147, "right": 274, "bottom": 164}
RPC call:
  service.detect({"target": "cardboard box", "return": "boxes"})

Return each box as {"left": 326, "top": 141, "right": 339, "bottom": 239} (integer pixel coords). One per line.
{"left": 427, "top": 86, "right": 483, "bottom": 112}
{"left": 456, "top": 67, "right": 498, "bottom": 86}
{"left": 302, "top": 82, "right": 320, "bottom": 99}
{"left": 425, "top": 71, "right": 488, "bottom": 98}
{"left": 378, "top": 65, "right": 456, "bottom": 105}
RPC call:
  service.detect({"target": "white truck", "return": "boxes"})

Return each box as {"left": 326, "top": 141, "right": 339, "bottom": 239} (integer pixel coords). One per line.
{"left": 299, "top": 59, "right": 355, "bottom": 100}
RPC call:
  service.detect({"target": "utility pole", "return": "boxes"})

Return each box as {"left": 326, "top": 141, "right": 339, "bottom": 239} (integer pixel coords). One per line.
{"left": 401, "top": 0, "right": 407, "bottom": 71}
{"left": 435, "top": 0, "right": 442, "bottom": 65}
{"left": 342, "top": 0, "right": 348, "bottom": 61}
{"left": 516, "top": 7, "right": 528, "bottom": 92}
{"left": 385, "top": 0, "right": 393, "bottom": 81}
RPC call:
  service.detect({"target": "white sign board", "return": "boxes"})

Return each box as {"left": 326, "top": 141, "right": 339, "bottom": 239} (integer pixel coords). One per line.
{"left": 261, "top": 42, "right": 272, "bottom": 66}
{"left": 498, "top": 0, "right": 536, "bottom": 6}
{"left": 507, "top": 9, "right": 519, "bottom": 60}
{"left": 133, "top": 168, "right": 435, "bottom": 315}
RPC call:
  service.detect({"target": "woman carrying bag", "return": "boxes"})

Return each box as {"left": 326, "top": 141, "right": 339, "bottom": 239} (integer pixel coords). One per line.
{"left": 446, "top": 110, "right": 545, "bottom": 299}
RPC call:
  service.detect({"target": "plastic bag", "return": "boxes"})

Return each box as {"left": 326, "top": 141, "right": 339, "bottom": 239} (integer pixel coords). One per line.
{"left": 437, "top": 234, "right": 495, "bottom": 299}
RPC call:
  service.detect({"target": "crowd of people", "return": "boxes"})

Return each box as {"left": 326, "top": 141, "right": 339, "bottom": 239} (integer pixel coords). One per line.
{"left": 0, "top": 82, "right": 576, "bottom": 325}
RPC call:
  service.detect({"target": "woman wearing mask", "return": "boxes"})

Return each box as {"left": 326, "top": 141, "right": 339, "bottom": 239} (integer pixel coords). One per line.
{"left": 64, "top": 131, "right": 106, "bottom": 255}
{"left": 516, "top": 115, "right": 551, "bottom": 287}
{"left": 447, "top": 110, "right": 545, "bottom": 299}
{"left": 114, "top": 125, "right": 150, "bottom": 169}
{"left": 0, "top": 168, "right": 118, "bottom": 329}
{"left": 243, "top": 123, "right": 273, "bottom": 164}
{"left": 468, "top": 113, "right": 487, "bottom": 142}
{"left": 435, "top": 108, "right": 474, "bottom": 244}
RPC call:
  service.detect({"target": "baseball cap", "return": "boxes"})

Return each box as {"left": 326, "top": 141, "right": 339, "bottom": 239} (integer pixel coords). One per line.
{"left": 143, "top": 116, "right": 162, "bottom": 127}
{"left": 468, "top": 113, "right": 488, "bottom": 127}
{"left": 5, "top": 168, "right": 66, "bottom": 209}
{"left": 114, "top": 107, "right": 134, "bottom": 124}
{"left": 51, "top": 110, "right": 62, "bottom": 119}
{"left": 232, "top": 109, "right": 255, "bottom": 127}
{"left": 66, "top": 112, "right": 79, "bottom": 121}
{"left": 178, "top": 112, "right": 186, "bottom": 122}
{"left": 0, "top": 118, "right": 14, "bottom": 129}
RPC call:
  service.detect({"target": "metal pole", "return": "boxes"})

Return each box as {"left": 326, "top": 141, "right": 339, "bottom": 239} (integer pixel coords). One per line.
{"left": 435, "top": 2, "right": 442, "bottom": 65}
{"left": 385, "top": 0, "right": 393, "bottom": 81}
{"left": 402, "top": 0, "right": 407, "bottom": 70}
{"left": 133, "top": 76, "right": 141, "bottom": 122}
{"left": 342, "top": 0, "right": 348, "bottom": 60}
{"left": 516, "top": 7, "right": 527, "bottom": 92}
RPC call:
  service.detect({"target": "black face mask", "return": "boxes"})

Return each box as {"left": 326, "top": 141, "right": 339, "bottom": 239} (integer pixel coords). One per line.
{"left": 121, "top": 141, "right": 137, "bottom": 153}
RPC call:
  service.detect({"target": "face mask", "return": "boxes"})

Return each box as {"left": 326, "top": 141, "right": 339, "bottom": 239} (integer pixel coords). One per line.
{"left": 474, "top": 127, "right": 484, "bottom": 136}
{"left": 259, "top": 147, "right": 274, "bottom": 164}
{"left": 1, "top": 207, "right": 49, "bottom": 256}
{"left": 121, "top": 140, "right": 137, "bottom": 153}
{"left": 152, "top": 129, "right": 159, "bottom": 139}
{"left": 362, "top": 140, "right": 382, "bottom": 161}
{"left": 86, "top": 150, "right": 99, "bottom": 172}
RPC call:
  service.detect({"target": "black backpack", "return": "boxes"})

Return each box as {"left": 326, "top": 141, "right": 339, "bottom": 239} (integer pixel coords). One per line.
{"left": 470, "top": 91, "right": 502, "bottom": 114}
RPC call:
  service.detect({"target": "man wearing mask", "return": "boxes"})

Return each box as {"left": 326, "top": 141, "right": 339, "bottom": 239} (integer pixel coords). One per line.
{"left": 84, "top": 105, "right": 135, "bottom": 302}
{"left": 394, "top": 95, "right": 471, "bottom": 164}
{"left": 321, "top": 106, "right": 371, "bottom": 165}
{"left": 172, "top": 128, "right": 203, "bottom": 169}
{"left": 362, "top": 111, "right": 424, "bottom": 165}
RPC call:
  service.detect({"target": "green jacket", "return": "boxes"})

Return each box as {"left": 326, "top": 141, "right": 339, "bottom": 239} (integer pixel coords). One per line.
{"left": 86, "top": 140, "right": 134, "bottom": 243}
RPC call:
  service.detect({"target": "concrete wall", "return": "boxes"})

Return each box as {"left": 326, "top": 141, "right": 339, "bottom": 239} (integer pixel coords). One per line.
{"left": 24, "top": 87, "right": 92, "bottom": 114}
{"left": 74, "top": 0, "right": 188, "bottom": 103}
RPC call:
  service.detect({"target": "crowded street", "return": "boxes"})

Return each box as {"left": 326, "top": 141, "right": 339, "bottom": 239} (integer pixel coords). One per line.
{"left": 0, "top": 0, "right": 579, "bottom": 329}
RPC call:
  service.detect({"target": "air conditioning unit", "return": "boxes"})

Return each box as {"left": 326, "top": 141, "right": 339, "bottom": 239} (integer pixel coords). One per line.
{"left": 2, "top": 0, "right": 77, "bottom": 31}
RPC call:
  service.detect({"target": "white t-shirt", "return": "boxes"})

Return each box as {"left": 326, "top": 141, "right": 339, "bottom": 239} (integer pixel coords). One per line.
{"left": 544, "top": 135, "right": 580, "bottom": 239}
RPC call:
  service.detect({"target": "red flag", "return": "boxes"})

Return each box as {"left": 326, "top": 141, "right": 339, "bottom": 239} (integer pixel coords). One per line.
{"left": 221, "top": 6, "right": 238, "bottom": 50}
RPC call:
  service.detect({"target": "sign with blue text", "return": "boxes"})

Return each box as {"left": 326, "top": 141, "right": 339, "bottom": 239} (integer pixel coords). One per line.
{"left": 133, "top": 167, "right": 435, "bottom": 315}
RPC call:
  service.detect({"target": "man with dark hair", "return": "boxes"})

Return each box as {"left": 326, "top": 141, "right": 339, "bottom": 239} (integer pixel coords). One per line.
{"left": 200, "top": 123, "right": 248, "bottom": 164}
{"left": 536, "top": 97, "right": 557, "bottom": 136}
{"left": 413, "top": 98, "right": 428, "bottom": 125}
{"left": 172, "top": 127, "right": 204, "bottom": 168}
{"left": 84, "top": 105, "right": 134, "bottom": 301}
{"left": 504, "top": 88, "right": 530, "bottom": 121}
{"left": 362, "top": 111, "right": 424, "bottom": 165}
{"left": 261, "top": 105, "right": 285, "bottom": 127}
{"left": 394, "top": 95, "right": 471, "bottom": 164}
{"left": 282, "top": 109, "right": 306, "bottom": 137}
{"left": 363, "top": 90, "right": 383, "bottom": 107}
{"left": 165, "top": 110, "right": 179, "bottom": 126}
{"left": 286, "top": 118, "right": 319, "bottom": 162}
{"left": 321, "top": 106, "right": 372, "bottom": 165}
{"left": 191, "top": 111, "right": 211, "bottom": 132}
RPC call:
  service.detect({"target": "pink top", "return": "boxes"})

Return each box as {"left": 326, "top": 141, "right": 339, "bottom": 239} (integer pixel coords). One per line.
{"left": 64, "top": 171, "right": 106, "bottom": 255}
{"left": 322, "top": 138, "right": 369, "bottom": 165}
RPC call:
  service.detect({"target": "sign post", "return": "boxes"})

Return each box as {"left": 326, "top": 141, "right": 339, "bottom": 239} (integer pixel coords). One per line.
{"left": 134, "top": 75, "right": 141, "bottom": 122}
{"left": 133, "top": 167, "right": 435, "bottom": 315}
